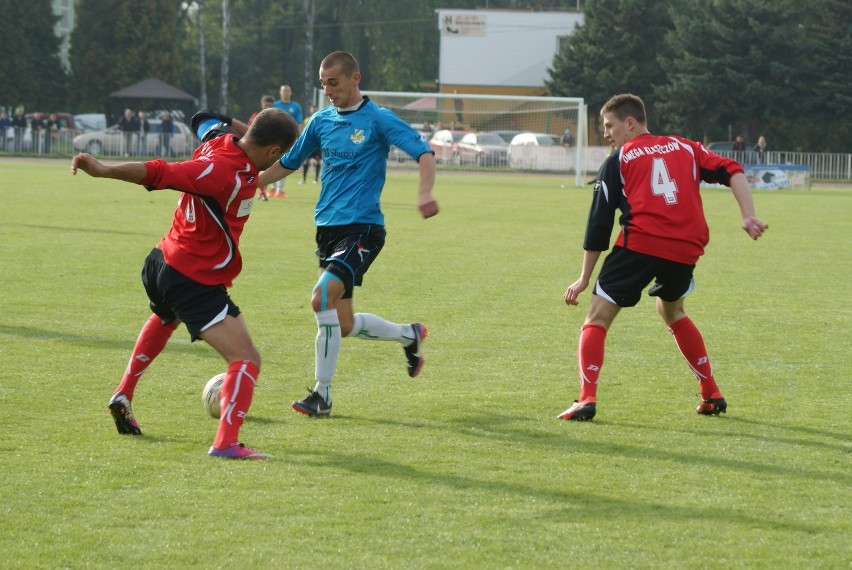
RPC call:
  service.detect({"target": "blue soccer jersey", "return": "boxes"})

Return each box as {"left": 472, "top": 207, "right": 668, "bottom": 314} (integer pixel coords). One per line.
{"left": 273, "top": 100, "right": 303, "bottom": 125}
{"left": 279, "top": 97, "right": 431, "bottom": 226}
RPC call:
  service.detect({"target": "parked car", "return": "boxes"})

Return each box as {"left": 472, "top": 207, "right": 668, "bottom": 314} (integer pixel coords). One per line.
{"left": 72, "top": 119, "right": 196, "bottom": 156}
{"left": 456, "top": 132, "right": 509, "bottom": 167}
{"left": 508, "top": 132, "right": 560, "bottom": 148}
{"left": 74, "top": 113, "right": 107, "bottom": 132}
{"left": 507, "top": 132, "right": 568, "bottom": 170}
{"left": 388, "top": 129, "right": 431, "bottom": 163}
{"left": 489, "top": 130, "right": 526, "bottom": 144}
{"left": 428, "top": 129, "right": 466, "bottom": 164}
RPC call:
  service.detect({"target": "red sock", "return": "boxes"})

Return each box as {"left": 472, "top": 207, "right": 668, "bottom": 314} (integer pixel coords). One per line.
{"left": 668, "top": 317, "right": 722, "bottom": 399}
{"left": 577, "top": 324, "right": 607, "bottom": 402}
{"left": 212, "top": 360, "right": 259, "bottom": 449}
{"left": 114, "top": 314, "right": 178, "bottom": 400}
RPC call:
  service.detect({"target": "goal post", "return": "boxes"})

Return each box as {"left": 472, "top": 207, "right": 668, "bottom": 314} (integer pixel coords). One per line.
{"left": 362, "top": 91, "right": 586, "bottom": 187}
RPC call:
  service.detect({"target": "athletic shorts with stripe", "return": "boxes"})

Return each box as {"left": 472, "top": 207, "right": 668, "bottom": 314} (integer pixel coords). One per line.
{"left": 141, "top": 247, "right": 241, "bottom": 341}
{"left": 315, "top": 224, "right": 386, "bottom": 299}
{"left": 594, "top": 246, "right": 696, "bottom": 307}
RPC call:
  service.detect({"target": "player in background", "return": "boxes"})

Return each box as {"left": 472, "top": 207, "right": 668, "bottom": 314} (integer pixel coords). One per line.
{"left": 70, "top": 108, "right": 299, "bottom": 458}
{"left": 259, "top": 50, "right": 439, "bottom": 417}
{"left": 270, "top": 84, "right": 304, "bottom": 198}
{"left": 558, "top": 93, "right": 768, "bottom": 421}
{"left": 248, "top": 94, "right": 276, "bottom": 201}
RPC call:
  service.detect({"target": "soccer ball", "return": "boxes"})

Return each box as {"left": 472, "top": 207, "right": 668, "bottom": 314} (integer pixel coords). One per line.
{"left": 202, "top": 373, "right": 226, "bottom": 419}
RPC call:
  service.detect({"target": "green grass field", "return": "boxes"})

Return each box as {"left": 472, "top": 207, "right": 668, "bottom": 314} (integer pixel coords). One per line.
{"left": 0, "top": 158, "right": 849, "bottom": 568}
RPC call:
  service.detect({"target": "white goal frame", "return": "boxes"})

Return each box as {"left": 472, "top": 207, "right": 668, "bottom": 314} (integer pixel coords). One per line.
{"left": 360, "top": 91, "right": 586, "bottom": 187}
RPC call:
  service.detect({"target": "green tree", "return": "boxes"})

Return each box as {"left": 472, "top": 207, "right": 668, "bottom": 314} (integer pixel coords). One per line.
{"left": 0, "top": 0, "right": 66, "bottom": 111}
{"left": 70, "top": 0, "right": 184, "bottom": 114}
{"left": 790, "top": 0, "right": 852, "bottom": 151}
{"left": 545, "top": 0, "right": 678, "bottom": 143}
{"left": 655, "top": 0, "right": 807, "bottom": 146}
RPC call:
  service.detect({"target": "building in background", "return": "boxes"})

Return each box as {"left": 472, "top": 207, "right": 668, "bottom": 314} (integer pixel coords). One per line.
{"left": 436, "top": 9, "right": 583, "bottom": 97}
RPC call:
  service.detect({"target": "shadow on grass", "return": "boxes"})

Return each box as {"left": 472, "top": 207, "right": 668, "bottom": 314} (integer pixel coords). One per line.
{"left": 345, "top": 411, "right": 850, "bottom": 489}
{"left": 13, "top": 223, "right": 153, "bottom": 238}
{"left": 0, "top": 323, "right": 198, "bottom": 355}
{"left": 284, "top": 445, "right": 824, "bottom": 535}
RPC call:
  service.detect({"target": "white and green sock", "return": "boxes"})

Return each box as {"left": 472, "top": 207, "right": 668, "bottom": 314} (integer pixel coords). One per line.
{"left": 314, "top": 309, "right": 340, "bottom": 403}
{"left": 349, "top": 313, "right": 412, "bottom": 345}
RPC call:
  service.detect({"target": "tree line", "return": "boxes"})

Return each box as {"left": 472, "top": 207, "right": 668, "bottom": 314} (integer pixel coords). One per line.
{"left": 1, "top": 0, "right": 847, "bottom": 152}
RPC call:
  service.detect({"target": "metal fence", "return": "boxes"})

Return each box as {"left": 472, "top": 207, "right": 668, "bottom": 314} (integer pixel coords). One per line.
{"left": 713, "top": 150, "right": 852, "bottom": 180}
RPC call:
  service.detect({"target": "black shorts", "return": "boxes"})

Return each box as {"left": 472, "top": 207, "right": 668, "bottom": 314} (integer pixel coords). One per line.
{"left": 315, "top": 224, "right": 386, "bottom": 299}
{"left": 141, "top": 248, "right": 241, "bottom": 341}
{"left": 594, "top": 246, "right": 695, "bottom": 307}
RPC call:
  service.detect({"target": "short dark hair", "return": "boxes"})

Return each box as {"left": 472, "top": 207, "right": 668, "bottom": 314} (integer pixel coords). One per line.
{"left": 321, "top": 51, "right": 359, "bottom": 76}
{"left": 261, "top": 95, "right": 274, "bottom": 105}
{"left": 247, "top": 108, "right": 299, "bottom": 150}
{"left": 601, "top": 94, "right": 647, "bottom": 125}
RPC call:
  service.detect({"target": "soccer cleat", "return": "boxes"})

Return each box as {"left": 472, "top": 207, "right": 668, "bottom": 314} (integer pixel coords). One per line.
{"left": 696, "top": 397, "right": 727, "bottom": 416}
{"left": 292, "top": 390, "right": 332, "bottom": 417}
{"left": 403, "top": 323, "right": 428, "bottom": 378}
{"left": 208, "top": 442, "right": 272, "bottom": 460}
{"left": 108, "top": 392, "right": 142, "bottom": 435}
{"left": 557, "top": 400, "right": 597, "bottom": 421}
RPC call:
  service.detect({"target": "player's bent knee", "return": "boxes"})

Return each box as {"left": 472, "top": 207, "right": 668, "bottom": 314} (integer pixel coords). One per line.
{"left": 311, "top": 271, "right": 344, "bottom": 312}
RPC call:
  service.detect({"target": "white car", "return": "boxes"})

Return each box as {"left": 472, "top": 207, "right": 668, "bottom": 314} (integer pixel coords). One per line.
{"left": 72, "top": 119, "right": 196, "bottom": 156}
{"left": 507, "top": 132, "right": 571, "bottom": 171}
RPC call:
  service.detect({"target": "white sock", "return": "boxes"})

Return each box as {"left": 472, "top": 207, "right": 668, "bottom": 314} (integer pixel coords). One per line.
{"left": 349, "top": 313, "right": 412, "bottom": 345}
{"left": 314, "top": 309, "right": 340, "bottom": 403}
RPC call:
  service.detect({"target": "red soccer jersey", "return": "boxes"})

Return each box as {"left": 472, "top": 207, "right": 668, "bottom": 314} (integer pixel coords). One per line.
{"left": 584, "top": 134, "right": 744, "bottom": 265}
{"left": 140, "top": 134, "right": 258, "bottom": 286}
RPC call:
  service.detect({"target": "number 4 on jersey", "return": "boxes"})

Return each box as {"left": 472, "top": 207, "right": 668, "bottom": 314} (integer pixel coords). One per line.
{"left": 651, "top": 157, "right": 678, "bottom": 205}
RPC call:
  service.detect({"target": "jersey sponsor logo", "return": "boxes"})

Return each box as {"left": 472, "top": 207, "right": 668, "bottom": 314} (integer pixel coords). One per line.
{"left": 350, "top": 129, "right": 366, "bottom": 144}
{"left": 324, "top": 149, "right": 358, "bottom": 159}
{"left": 237, "top": 197, "right": 254, "bottom": 218}
{"left": 334, "top": 120, "right": 351, "bottom": 126}
{"left": 622, "top": 141, "right": 681, "bottom": 163}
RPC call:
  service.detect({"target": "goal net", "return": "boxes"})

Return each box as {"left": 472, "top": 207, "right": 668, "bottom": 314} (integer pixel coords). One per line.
{"left": 360, "top": 91, "right": 586, "bottom": 187}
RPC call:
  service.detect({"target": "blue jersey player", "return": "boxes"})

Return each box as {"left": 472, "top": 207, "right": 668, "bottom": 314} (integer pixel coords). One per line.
{"left": 260, "top": 50, "right": 439, "bottom": 417}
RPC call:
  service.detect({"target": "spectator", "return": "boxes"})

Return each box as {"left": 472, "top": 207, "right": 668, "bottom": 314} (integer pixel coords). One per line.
{"left": 159, "top": 113, "right": 174, "bottom": 157}
{"left": 30, "top": 113, "right": 44, "bottom": 154}
{"left": 453, "top": 90, "right": 463, "bottom": 123}
{"left": 0, "top": 111, "right": 11, "bottom": 151}
{"left": 44, "top": 112, "right": 60, "bottom": 154}
{"left": 136, "top": 111, "right": 151, "bottom": 156}
{"left": 732, "top": 135, "right": 746, "bottom": 151}
{"left": 12, "top": 106, "right": 27, "bottom": 152}
{"left": 118, "top": 109, "right": 137, "bottom": 156}
{"left": 754, "top": 135, "right": 769, "bottom": 164}
{"left": 561, "top": 128, "right": 574, "bottom": 146}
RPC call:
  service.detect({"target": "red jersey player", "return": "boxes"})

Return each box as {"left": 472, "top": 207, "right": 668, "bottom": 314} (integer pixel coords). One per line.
{"left": 71, "top": 108, "right": 299, "bottom": 458}
{"left": 559, "top": 93, "right": 768, "bottom": 421}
